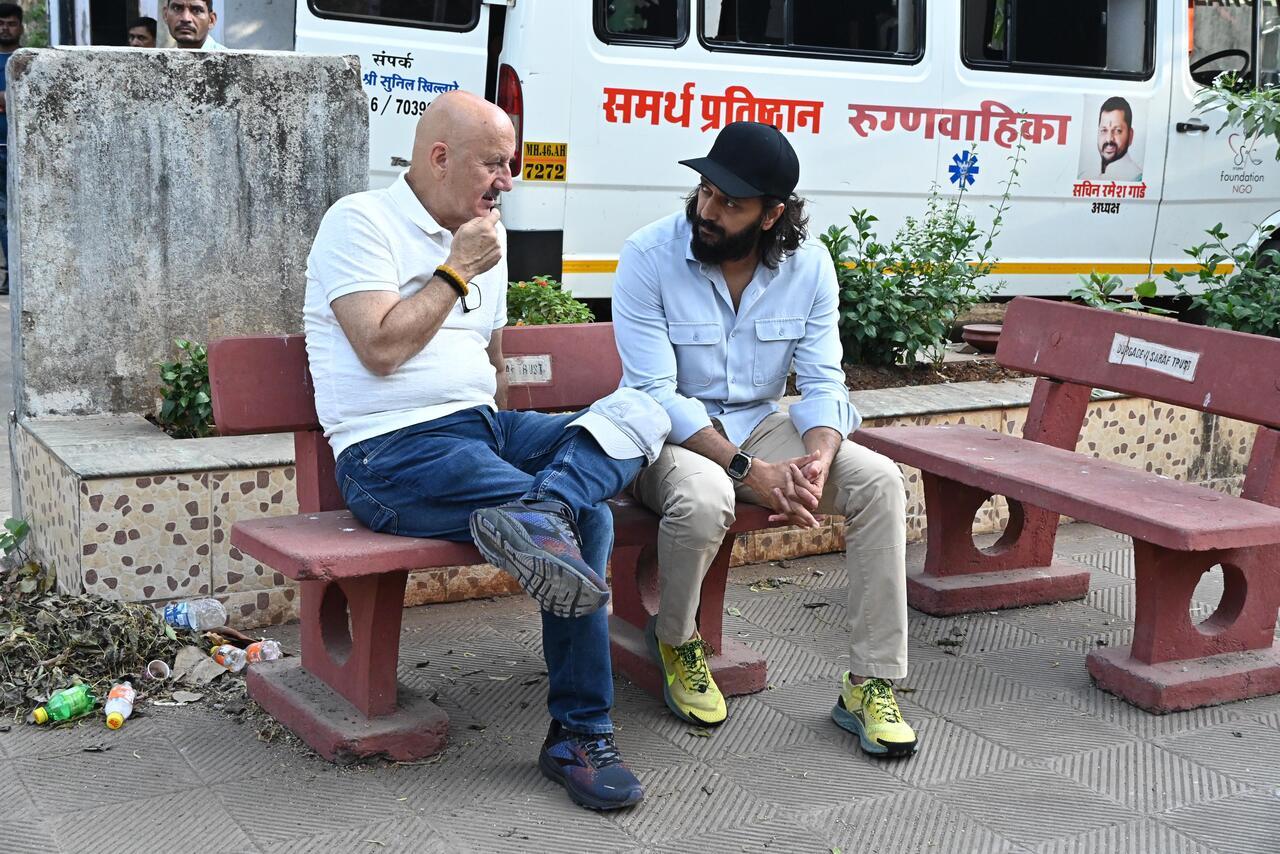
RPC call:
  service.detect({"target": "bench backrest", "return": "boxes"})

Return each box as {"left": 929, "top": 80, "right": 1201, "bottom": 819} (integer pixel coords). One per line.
{"left": 998, "top": 297, "right": 1280, "bottom": 429}
{"left": 208, "top": 323, "right": 623, "bottom": 512}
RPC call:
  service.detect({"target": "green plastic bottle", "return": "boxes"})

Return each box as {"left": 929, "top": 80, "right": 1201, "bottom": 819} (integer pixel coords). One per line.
{"left": 32, "top": 684, "right": 96, "bottom": 725}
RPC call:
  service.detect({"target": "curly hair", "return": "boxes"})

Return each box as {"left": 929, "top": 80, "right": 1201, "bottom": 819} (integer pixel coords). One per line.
{"left": 684, "top": 190, "right": 809, "bottom": 269}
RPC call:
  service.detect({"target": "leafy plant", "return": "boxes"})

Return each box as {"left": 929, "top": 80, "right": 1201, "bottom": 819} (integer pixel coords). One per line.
{"left": 507, "top": 276, "right": 594, "bottom": 326}
{"left": 1197, "top": 72, "right": 1280, "bottom": 158}
{"left": 157, "top": 338, "right": 215, "bottom": 439}
{"left": 1068, "top": 271, "right": 1172, "bottom": 315}
{"left": 820, "top": 142, "right": 1025, "bottom": 367}
{"left": 1164, "top": 223, "right": 1280, "bottom": 337}
{"left": 0, "top": 517, "right": 53, "bottom": 597}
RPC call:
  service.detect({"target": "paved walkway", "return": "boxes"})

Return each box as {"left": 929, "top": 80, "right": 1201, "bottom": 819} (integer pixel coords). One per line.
{"left": 2, "top": 524, "right": 1277, "bottom": 853}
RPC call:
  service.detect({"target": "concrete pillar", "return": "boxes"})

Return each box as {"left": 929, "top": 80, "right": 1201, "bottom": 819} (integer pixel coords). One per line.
{"left": 7, "top": 47, "right": 367, "bottom": 420}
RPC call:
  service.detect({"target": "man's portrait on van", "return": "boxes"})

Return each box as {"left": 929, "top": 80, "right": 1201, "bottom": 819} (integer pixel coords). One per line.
{"left": 1078, "top": 95, "right": 1144, "bottom": 183}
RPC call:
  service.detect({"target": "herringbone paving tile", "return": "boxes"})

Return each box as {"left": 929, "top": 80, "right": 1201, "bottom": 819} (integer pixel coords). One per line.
{"left": 1159, "top": 718, "right": 1280, "bottom": 789}
{"left": 260, "top": 816, "right": 451, "bottom": 854}
{"left": 11, "top": 733, "right": 204, "bottom": 813}
{"left": 53, "top": 788, "right": 257, "bottom": 853}
{"left": 802, "top": 788, "right": 1029, "bottom": 854}
{"left": 718, "top": 738, "right": 911, "bottom": 811}
{"left": 222, "top": 770, "right": 407, "bottom": 848}
{"left": 945, "top": 700, "right": 1137, "bottom": 762}
{"left": 1158, "top": 790, "right": 1280, "bottom": 854}
{"left": 1047, "top": 740, "right": 1247, "bottom": 814}
{"left": 4, "top": 523, "right": 1280, "bottom": 852}
{"left": 643, "top": 815, "right": 835, "bottom": 853}
{"left": 1032, "top": 818, "right": 1218, "bottom": 854}
{"left": 0, "top": 757, "right": 37, "bottom": 819}
{"left": 1057, "top": 687, "right": 1240, "bottom": 741}
{"left": 0, "top": 816, "right": 61, "bottom": 854}
{"left": 605, "top": 762, "right": 776, "bottom": 845}
{"left": 927, "top": 764, "right": 1140, "bottom": 848}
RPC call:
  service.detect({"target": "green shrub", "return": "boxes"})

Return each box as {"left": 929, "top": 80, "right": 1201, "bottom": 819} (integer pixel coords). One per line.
{"left": 507, "top": 276, "right": 594, "bottom": 326}
{"left": 1068, "top": 271, "right": 1172, "bottom": 315}
{"left": 1164, "top": 223, "right": 1280, "bottom": 337}
{"left": 1197, "top": 72, "right": 1280, "bottom": 159}
{"left": 157, "top": 338, "right": 215, "bottom": 439}
{"left": 820, "top": 145, "right": 1023, "bottom": 367}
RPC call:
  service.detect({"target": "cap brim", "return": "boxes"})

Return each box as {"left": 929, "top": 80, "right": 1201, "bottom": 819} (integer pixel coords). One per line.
{"left": 678, "top": 157, "right": 765, "bottom": 199}
{"left": 568, "top": 411, "right": 648, "bottom": 463}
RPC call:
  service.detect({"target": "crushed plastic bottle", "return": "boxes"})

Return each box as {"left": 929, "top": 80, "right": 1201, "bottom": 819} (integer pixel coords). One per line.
{"left": 104, "top": 682, "right": 136, "bottom": 730}
{"left": 210, "top": 644, "right": 246, "bottom": 673}
{"left": 245, "top": 640, "right": 283, "bottom": 664}
{"left": 162, "top": 599, "right": 228, "bottom": 632}
{"left": 32, "top": 684, "right": 95, "bottom": 725}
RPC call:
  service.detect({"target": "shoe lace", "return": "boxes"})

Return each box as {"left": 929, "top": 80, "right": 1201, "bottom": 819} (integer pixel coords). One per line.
{"left": 577, "top": 734, "right": 623, "bottom": 769}
{"left": 674, "top": 638, "right": 713, "bottom": 692}
{"left": 862, "top": 678, "right": 903, "bottom": 724}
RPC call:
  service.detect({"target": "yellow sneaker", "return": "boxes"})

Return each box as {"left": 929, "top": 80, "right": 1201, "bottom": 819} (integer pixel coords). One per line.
{"left": 646, "top": 619, "right": 727, "bottom": 726}
{"left": 832, "top": 673, "right": 918, "bottom": 757}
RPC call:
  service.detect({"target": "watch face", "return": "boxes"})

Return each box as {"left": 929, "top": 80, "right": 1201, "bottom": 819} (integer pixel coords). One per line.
{"left": 729, "top": 452, "right": 751, "bottom": 479}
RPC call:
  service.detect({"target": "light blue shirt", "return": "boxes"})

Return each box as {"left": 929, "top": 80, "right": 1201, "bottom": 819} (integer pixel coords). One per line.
{"left": 612, "top": 211, "right": 859, "bottom": 447}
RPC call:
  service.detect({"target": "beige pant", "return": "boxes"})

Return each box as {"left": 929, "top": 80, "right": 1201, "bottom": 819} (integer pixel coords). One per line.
{"left": 631, "top": 412, "right": 909, "bottom": 679}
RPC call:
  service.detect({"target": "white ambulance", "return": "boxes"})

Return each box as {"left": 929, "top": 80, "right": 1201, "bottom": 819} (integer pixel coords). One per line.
{"left": 50, "top": 1, "right": 1280, "bottom": 299}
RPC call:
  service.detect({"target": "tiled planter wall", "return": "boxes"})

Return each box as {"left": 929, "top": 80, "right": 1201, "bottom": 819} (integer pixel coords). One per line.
{"left": 14, "top": 381, "right": 1251, "bottom": 629}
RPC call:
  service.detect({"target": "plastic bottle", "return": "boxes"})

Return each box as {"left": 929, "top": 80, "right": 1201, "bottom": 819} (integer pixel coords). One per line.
{"left": 162, "top": 599, "right": 228, "bottom": 632}
{"left": 32, "top": 684, "right": 96, "bottom": 725}
{"left": 245, "top": 640, "right": 283, "bottom": 664}
{"left": 104, "top": 682, "right": 136, "bottom": 730}
{"left": 210, "top": 644, "right": 247, "bottom": 673}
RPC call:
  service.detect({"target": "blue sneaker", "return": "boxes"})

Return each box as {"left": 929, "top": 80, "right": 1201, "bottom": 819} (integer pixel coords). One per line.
{"left": 538, "top": 720, "right": 644, "bottom": 811}
{"left": 469, "top": 499, "right": 609, "bottom": 619}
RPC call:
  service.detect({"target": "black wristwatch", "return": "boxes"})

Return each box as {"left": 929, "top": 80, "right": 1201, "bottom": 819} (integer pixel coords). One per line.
{"left": 727, "top": 450, "right": 754, "bottom": 481}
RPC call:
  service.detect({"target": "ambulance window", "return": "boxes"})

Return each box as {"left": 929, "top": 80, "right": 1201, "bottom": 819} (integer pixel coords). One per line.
{"left": 1262, "top": 1, "right": 1280, "bottom": 87}
{"left": 1189, "top": 1, "right": 1280, "bottom": 89}
{"left": 962, "top": 0, "right": 1155, "bottom": 80}
{"left": 597, "top": 1, "right": 687, "bottom": 45}
{"left": 309, "top": 0, "right": 479, "bottom": 31}
{"left": 700, "top": 0, "right": 923, "bottom": 61}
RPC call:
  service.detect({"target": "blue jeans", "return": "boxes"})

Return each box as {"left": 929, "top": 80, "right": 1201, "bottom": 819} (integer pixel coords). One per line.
{"left": 334, "top": 405, "right": 642, "bottom": 735}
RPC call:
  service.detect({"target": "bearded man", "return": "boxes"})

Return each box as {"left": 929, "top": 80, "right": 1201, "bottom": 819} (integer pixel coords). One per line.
{"left": 612, "top": 121, "right": 919, "bottom": 759}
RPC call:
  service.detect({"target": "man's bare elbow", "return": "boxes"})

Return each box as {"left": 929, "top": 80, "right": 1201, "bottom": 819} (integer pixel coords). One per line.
{"left": 355, "top": 346, "right": 401, "bottom": 377}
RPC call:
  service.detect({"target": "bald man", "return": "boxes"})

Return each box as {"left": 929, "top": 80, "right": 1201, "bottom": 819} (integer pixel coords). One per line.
{"left": 303, "top": 91, "right": 665, "bottom": 810}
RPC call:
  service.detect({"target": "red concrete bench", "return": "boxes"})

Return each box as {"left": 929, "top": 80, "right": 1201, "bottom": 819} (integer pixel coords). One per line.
{"left": 208, "top": 323, "right": 780, "bottom": 762}
{"left": 854, "top": 296, "right": 1280, "bottom": 713}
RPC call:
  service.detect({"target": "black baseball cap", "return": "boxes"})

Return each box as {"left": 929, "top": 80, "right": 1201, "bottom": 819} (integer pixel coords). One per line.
{"left": 679, "top": 121, "right": 800, "bottom": 200}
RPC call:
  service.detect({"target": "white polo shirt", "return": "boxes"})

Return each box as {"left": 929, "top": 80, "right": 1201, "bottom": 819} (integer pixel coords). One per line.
{"left": 303, "top": 174, "right": 508, "bottom": 459}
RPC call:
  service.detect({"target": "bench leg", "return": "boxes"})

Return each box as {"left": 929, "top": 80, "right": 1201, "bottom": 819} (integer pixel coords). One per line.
{"left": 1088, "top": 541, "right": 1280, "bottom": 712}
{"left": 244, "top": 573, "right": 449, "bottom": 763}
{"left": 909, "top": 474, "right": 1091, "bottom": 615}
{"left": 610, "top": 540, "right": 768, "bottom": 700}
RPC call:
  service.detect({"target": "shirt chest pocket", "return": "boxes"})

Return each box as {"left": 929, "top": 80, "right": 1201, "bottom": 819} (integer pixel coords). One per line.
{"left": 668, "top": 321, "right": 722, "bottom": 388}
{"left": 753, "top": 317, "right": 805, "bottom": 386}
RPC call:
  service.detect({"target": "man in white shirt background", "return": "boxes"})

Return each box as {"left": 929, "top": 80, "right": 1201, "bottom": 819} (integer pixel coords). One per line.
{"left": 613, "top": 122, "right": 918, "bottom": 759}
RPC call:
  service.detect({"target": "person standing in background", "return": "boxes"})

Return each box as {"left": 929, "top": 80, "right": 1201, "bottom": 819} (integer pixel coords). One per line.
{"left": 0, "top": 3, "right": 24, "bottom": 296}
{"left": 163, "top": 1, "right": 223, "bottom": 51}
{"left": 127, "top": 16, "right": 158, "bottom": 48}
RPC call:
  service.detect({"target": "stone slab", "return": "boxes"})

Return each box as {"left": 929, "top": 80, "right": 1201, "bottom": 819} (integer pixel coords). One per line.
{"left": 245, "top": 658, "right": 449, "bottom": 763}
{"left": 1087, "top": 644, "right": 1280, "bottom": 714}
{"left": 907, "top": 561, "right": 1092, "bottom": 616}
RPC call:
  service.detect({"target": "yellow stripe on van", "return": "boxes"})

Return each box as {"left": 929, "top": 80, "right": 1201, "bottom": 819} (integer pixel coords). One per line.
{"left": 562, "top": 259, "right": 1234, "bottom": 276}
